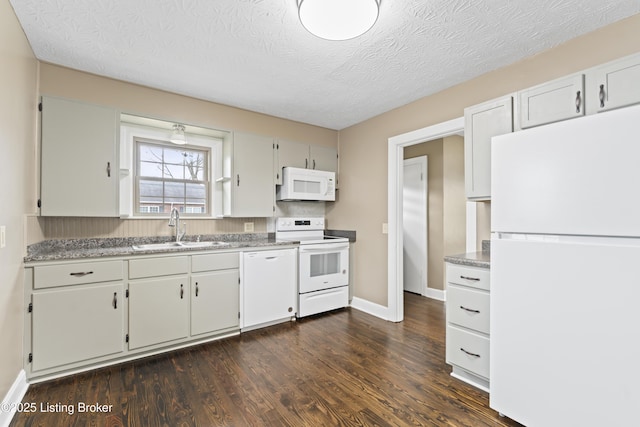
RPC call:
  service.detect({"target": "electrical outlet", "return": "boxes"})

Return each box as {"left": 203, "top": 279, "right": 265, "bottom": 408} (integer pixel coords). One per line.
{"left": 244, "top": 222, "right": 254, "bottom": 233}
{"left": 1, "top": 226, "right": 5, "bottom": 248}
{"left": 382, "top": 223, "right": 388, "bottom": 234}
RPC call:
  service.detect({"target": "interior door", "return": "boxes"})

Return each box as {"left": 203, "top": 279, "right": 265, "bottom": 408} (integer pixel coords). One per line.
{"left": 403, "top": 156, "right": 427, "bottom": 294}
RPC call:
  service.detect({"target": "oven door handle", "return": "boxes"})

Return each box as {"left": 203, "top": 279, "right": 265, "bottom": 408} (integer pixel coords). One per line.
{"left": 299, "top": 243, "right": 349, "bottom": 252}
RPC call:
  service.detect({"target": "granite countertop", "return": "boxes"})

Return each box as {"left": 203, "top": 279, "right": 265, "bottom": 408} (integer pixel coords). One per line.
{"left": 24, "top": 233, "right": 294, "bottom": 263}
{"left": 443, "top": 251, "right": 490, "bottom": 269}
{"left": 443, "top": 240, "right": 491, "bottom": 268}
{"left": 325, "top": 229, "right": 357, "bottom": 243}
{"left": 25, "top": 229, "right": 357, "bottom": 263}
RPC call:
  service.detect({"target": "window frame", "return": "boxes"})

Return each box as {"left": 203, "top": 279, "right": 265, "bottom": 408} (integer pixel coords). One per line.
{"left": 134, "top": 138, "right": 211, "bottom": 217}
{"left": 119, "top": 120, "right": 224, "bottom": 219}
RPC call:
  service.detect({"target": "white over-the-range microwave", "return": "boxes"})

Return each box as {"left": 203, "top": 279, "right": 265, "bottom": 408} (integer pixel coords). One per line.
{"left": 276, "top": 167, "right": 336, "bottom": 201}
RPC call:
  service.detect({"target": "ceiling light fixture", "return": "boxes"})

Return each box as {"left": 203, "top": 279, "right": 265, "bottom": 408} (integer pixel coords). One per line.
{"left": 297, "top": 0, "right": 380, "bottom": 41}
{"left": 169, "top": 124, "right": 187, "bottom": 145}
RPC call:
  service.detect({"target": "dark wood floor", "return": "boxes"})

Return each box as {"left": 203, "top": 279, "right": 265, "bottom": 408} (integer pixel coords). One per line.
{"left": 11, "top": 293, "right": 522, "bottom": 426}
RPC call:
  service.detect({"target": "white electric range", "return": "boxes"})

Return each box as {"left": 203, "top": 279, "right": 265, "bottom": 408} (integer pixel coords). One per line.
{"left": 275, "top": 217, "right": 349, "bottom": 317}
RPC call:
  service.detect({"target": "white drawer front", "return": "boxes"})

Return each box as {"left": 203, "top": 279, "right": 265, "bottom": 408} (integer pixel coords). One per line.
{"left": 446, "top": 325, "right": 490, "bottom": 379}
{"left": 298, "top": 286, "right": 349, "bottom": 318}
{"left": 129, "top": 256, "right": 189, "bottom": 279}
{"left": 446, "top": 264, "right": 490, "bottom": 290}
{"left": 34, "top": 260, "right": 123, "bottom": 289}
{"left": 447, "top": 285, "right": 490, "bottom": 334}
{"left": 191, "top": 252, "right": 239, "bottom": 272}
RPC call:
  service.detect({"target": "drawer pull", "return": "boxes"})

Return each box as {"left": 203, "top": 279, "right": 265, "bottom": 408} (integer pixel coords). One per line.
{"left": 180, "top": 284, "right": 184, "bottom": 299}
{"left": 113, "top": 292, "right": 117, "bottom": 309}
{"left": 70, "top": 271, "right": 94, "bottom": 277}
{"left": 460, "top": 348, "right": 481, "bottom": 358}
{"left": 195, "top": 282, "right": 199, "bottom": 297}
{"left": 460, "top": 305, "right": 480, "bottom": 314}
{"left": 460, "top": 275, "right": 480, "bottom": 281}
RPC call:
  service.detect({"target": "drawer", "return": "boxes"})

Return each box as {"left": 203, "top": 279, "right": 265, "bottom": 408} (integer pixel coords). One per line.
{"left": 446, "top": 325, "right": 490, "bottom": 379}
{"left": 446, "top": 264, "right": 490, "bottom": 291}
{"left": 129, "top": 256, "right": 189, "bottom": 279}
{"left": 447, "top": 285, "right": 490, "bottom": 334}
{"left": 33, "top": 260, "right": 123, "bottom": 289}
{"left": 191, "top": 252, "right": 239, "bottom": 273}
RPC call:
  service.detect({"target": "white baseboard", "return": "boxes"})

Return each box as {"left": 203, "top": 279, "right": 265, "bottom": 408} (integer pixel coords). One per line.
{"left": 350, "top": 297, "right": 390, "bottom": 320}
{"left": 0, "top": 370, "right": 29, "bottom": 427}
{"left": 425, "top": 287, "right": 446, "bottom": 301}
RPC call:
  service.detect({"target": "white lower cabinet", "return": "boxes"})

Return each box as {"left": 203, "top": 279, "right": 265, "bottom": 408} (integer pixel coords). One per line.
{"left": 128, "top": 276, "right": 189, "bottom": 350}
{"left": 445, "top": 263, "right": 490, "bottom": 392}
{"left": 191, "top": 271, "right": 239, "bottom": 336}
{"left": 31, "top": 282, "right": 125, "bottom": 372}
{"left": 25, "top": 247, "right": 295, "bottom": 381}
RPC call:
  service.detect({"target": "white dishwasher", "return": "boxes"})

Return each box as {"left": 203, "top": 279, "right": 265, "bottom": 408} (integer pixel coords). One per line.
{"left": 242, "top": 248, "right": 297, "bottom": 330}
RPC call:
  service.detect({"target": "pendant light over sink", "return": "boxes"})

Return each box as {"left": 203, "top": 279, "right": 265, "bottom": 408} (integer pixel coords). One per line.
{"left": 169, "top": 124, "right": 187, "bottom": 145}
{"left": 297, "top": 0, "right": 380, "bottom": 41}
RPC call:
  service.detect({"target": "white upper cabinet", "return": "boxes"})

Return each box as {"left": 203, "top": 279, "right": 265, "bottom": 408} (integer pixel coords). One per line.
{"left": 40, "top": 96, "right": 118, "bottom": 216}
{"left": 587, "top": 52, "right": 640, "bottom": 114}
{"left": 275, "top": 139, "right": 338, "bottom": 185}
{"left": 518, "top": 74, "right": 585, "bottom": 129}
{"left": 232, "top": 132, "right": 275, "bottom": 217}
{"left": 464, "top": 96, "right": 513, "bottom": 201}
{"left": 310, "top": 144, "right": 338, "bottom": 174}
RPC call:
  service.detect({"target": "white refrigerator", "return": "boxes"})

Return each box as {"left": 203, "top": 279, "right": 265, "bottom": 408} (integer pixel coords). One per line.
{"left": 490, "top": 104, "right": 640, "bottom": 426}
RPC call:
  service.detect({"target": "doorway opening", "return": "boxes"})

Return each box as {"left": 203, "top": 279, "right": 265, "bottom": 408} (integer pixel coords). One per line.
{"left": 387, "top": 117, "right": 474, "bottom": 322}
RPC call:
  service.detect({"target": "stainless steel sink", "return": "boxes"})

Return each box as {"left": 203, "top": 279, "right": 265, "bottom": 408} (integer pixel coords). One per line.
{"left": 131, "top": 241, "right": 229, "bottom": 251}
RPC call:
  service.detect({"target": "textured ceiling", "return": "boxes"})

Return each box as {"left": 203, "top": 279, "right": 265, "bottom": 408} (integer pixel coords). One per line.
{"left": 9, "top": 0, "right": 640, "bottom": 130}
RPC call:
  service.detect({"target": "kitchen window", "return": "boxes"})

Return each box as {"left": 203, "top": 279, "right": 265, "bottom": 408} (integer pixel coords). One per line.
{"left": 119, "top": 117, "right": 225, "bottom": 218}
{"left": 135, "top": 139, "right": 209, "bottom": 216}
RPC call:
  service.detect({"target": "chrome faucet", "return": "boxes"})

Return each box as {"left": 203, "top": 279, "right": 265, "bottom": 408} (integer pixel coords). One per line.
{"left": 168, "top": 207, "right": 186, "bottom": 242}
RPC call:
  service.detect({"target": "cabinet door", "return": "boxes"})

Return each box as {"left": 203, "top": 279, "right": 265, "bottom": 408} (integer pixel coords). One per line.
{"left": 242, "top": 249, "right": 297, "bottom": 329}
{"left": 233, "top": 132, "right": 274, "bottom": 217}
{"left": 464, "top": 96, "right": 513, "bottom": 200}
{"left": 32, "top": 283, "right": 124, "bottom": 371}
{"left": 276, "top": 139, "right": 309, "bottom": 179}
{"left": 128, "top": 276, "right": 189, "bottom": 350}
{"left": 40, "top": 96, "right": 118, "bottom": 216}
{"left": 519, "top": 74, "right": 585, "bottom": 129}
{"left": 589, "top": 53, "right": 640, "bottom": 114}
{"left": 310, "top": 145, "right": 338, "bottom": 173}
{"left": 191, "top": 270, "right": 240, "bottom": 336}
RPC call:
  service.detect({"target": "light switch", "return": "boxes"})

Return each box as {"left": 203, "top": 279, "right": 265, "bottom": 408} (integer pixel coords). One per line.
{"left": 244, "top": 222, "right": 254, "bottom": 233}
{"left": 382, "top": 223, "right": 388, "bottom": 234}
{"left": 0, "top": 226, "right": 5, "bottom": 248}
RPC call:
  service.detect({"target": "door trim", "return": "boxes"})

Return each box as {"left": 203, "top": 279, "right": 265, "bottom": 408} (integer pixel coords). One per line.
{"left": 388, "top": 117, "right": 467, "bottom": 322}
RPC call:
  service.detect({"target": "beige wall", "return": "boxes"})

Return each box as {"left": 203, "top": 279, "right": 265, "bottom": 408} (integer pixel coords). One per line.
{"left": 35, "top": 64, "right": 339, "bottom": 239}
{"left": 326, "top": 14, "right": 640, "bottom": 306}
{"left": 0, "top": 0, "right": 38, "bottom": 402}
